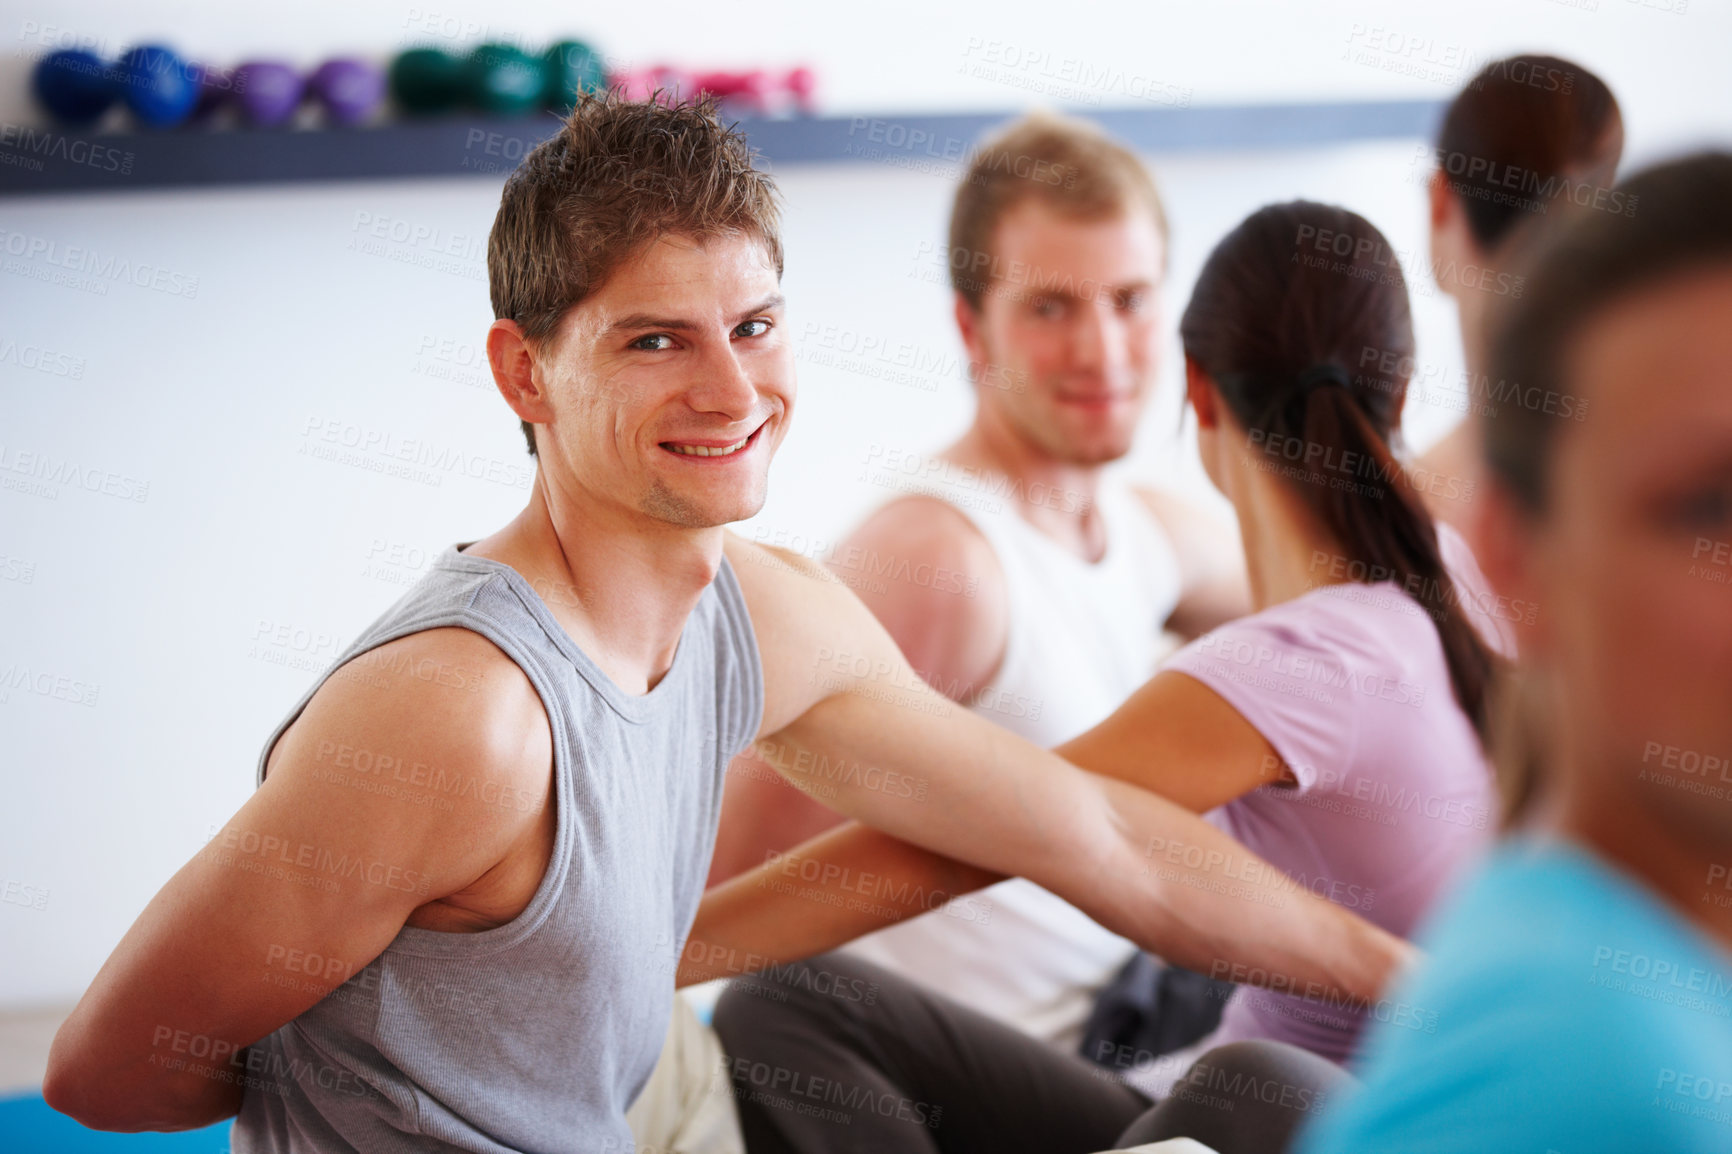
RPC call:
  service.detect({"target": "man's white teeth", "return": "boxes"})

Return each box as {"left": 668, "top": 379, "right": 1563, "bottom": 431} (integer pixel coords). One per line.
{"left": 668, "top": 436, "right": 749, "bottom": 457}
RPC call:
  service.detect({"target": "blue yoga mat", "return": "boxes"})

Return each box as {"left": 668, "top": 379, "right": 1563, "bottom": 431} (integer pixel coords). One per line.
{"left": 0, "top": 1092, "right": 233, "bottom": 1152}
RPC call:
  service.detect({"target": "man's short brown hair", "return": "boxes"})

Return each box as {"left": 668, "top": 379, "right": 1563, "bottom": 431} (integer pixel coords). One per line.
{"left": 487, "top": 92, "right": 784, "bottom": 456}
{"left": 948, "top": 110, "right": 1169, "bottom": 311}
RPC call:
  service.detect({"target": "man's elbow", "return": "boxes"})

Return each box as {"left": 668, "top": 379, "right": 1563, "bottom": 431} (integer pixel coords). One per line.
{"left": 43, "top": 1044, "right": 198, "bottom": 1133}
{"left": 42, "top": 1049, "right": 123, "bottom": 1130}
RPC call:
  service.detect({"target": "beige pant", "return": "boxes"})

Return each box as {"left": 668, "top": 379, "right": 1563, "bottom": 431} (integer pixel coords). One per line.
{"left": 624, "top": 996, "right": 746, "bottom": 1154}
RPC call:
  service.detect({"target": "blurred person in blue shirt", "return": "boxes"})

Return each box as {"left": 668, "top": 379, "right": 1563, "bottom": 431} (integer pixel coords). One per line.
{"left": 1297, "top": 149, "right": 1732, "bottom": 1154}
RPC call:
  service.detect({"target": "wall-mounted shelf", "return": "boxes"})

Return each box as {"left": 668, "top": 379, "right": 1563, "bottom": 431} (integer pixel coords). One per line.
{"left": 0, "top": 99, "right": 1443, "bottom": 196}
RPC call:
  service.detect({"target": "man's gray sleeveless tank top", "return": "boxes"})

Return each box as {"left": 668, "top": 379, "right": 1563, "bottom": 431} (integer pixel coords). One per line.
{"left": 229, "top": 542, "right": 763, "bottom": 1153}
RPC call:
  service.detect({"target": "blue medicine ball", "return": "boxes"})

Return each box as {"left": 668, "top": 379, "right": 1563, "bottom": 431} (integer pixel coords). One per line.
{"left": 118, "top": 44, "right": 198, "bottom": 127}
{"left": 32, "top": 50, "right": 118, "bottom": 125}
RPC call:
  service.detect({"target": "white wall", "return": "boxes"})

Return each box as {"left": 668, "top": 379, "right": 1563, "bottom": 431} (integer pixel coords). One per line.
{"left": 3, "top": 0, "right": 1730, "bottom": 1009}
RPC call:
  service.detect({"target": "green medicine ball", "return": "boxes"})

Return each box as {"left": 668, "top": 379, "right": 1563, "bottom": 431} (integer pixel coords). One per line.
{"left": 389, "top": 47, "right": 464, "bottom": 114}
{"left": 542, "top": 40, "right": 607, "bottom": 111}
{"left": 464, "top": 43, "right": 545, "bottom": 115}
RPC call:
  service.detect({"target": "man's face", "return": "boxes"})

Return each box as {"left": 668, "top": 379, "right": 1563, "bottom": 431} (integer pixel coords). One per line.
{"left": 1523, "top": 268, "right": 1732, "bottom": 844}
{"left": 960, "top": 199, "right": 1164, "bottom": 465}
{"left": 537, "top": 232, "right": 793, "bottom": 529}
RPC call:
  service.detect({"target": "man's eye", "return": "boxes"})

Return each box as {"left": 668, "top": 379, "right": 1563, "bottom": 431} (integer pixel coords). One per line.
{"left": 1031, "top": 297, "right": 1061, "bottom": 318}
{"left": 735, "top": 319, "right": 771, "bottom": 338}
{"left": 1674, "top": 485, "right": 1732, "bottom": 534}
{"left": 632, "top": 334, "right": 675, "bottom": 351}
{"left": 1117, "top": 290, "right": 1147, "bottom": 313}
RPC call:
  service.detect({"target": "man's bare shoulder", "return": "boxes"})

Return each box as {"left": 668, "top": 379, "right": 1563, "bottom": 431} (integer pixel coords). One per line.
{"left": 729, "top": 495, "right": 1010, "bottom": 721}
{"left": 724, "top": 531, "right": 843, "bottom": 591}
{"left": 724, "top": 498, "right": 1004, "bottom": 614}
{"left": 847, "top": 494, "right": 1005, "bottom": 645}
{"left": 1131, "top": 484, "right": 1250, "bottom": 636}
{"left": 845, "top": 494, "right": 999, "bottom": 577}
{"left": 265, "top": 627, "right": 553, "bottom": 850}
{"left": 1130, "top": 484, "right": 1201, "bottom": 530}
{"left": 1130, "top": 484, "right": 1239, "bottom": 566}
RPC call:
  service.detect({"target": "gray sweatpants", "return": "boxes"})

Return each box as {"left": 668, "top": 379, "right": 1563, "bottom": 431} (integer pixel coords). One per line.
{"left": 711, "top": 952, "right": 1350, "bottom": 1154}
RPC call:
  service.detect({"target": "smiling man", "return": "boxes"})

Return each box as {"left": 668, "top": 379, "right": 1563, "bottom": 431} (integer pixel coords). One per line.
{"left": 44, "top": 95, "right": 1405, "bottom": 1153}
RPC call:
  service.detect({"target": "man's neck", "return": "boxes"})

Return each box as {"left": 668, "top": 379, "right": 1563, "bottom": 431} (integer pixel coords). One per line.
{"left": 1454, "top": 282, "right": 1493, "bottom": 383}
{"left": 1560, "top": 777, "right": 1732, "bottom": 958}
{"left": 944, "top": 417, "right": 1109, "bottom": 562}
{"left": 464, "top": 473, "right": 721, "bottom": 696}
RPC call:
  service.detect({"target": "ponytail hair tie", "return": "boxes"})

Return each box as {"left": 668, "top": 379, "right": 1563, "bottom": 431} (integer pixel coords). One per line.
{"left": 1260, "top": 361, "right": 1352, "bottom": 423}
{"left": 1295, "top": 362, "right": 1352, "bottom": 393}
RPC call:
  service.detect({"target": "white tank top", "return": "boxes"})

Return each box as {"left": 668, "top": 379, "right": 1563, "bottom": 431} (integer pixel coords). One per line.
{"left": 843, "top": 474, "right": 1185, "bottom": 1048}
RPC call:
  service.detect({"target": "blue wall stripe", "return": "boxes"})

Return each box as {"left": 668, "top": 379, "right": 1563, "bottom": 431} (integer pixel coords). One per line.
{"left": 0, "top": 99, "right": 1445, "bottom": 197}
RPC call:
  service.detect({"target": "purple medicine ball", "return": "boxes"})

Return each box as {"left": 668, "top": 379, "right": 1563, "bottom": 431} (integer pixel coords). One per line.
{"left": 233, "top": 60, "right": 305, "bottom": 126}
{"left": 309, "top": 58, "right": 385, "bottom": 126}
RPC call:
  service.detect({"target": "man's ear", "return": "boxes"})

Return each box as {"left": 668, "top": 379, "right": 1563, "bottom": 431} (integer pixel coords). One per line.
{"left": 1428, "top": 171, "right": 1492, "bottom": 297}
{"left": 1184, "top": 357, "right": 1219, "bottom": 431}
{"left": 1428, "top": 169, "right": 1453, "bottom": 231}
{"left": 953, "top": 294, "right": 990, "bottom": 381}
{"left": 488, "top": 319, "right": 556, "bottom": 427}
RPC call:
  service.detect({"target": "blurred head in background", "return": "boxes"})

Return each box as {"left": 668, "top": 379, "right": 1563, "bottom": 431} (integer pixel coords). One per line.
{"left": 1477, "top": 152, "right": 1732, "bottom": 877}
{"left": 1426, "top": 53, "right": 1624, "bottom": 365}
{"left": 485, "top": 93, "right": 793, "bottom": 530}
{"left": 948, "top": 111, "right": 1169, "bottom": 467}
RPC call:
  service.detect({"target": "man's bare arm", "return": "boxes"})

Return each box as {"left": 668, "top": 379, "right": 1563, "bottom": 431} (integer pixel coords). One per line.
{"left": 707, "top": 497, "right": 1006, "bottom": 885}
{"left": 1055, "top": 670, "right": 1296, "bottom": 813}
{"left": 828, "top": 496, "right": 1009, "bottom": 692}
{"left": 724, "top": 533, "right": 1409, "bottom": 1006}
{"left": 688, "top": 789, "right": 1402, "bottom": 1004}
{"left": 42, "top": 629, "right": 552, "bottom": 1132}
{"left": 680, "top": 821, "right": 1003, "bottom": 986}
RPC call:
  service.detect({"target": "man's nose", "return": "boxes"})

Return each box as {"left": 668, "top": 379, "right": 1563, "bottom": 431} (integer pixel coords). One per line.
{"left": 1070, "top": 298, "right": 1130, "bottom": 378}
{"left": 686, "top": 341, "right": 761, "bottom": 418}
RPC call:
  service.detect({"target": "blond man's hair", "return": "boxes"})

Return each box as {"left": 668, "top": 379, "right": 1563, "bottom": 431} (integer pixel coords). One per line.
{"left": 948, "top": 111, "right": 1169, "bottom": 309}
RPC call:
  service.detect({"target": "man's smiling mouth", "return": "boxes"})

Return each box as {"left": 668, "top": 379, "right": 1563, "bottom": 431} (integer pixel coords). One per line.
{"left": 659, "top": 425, "right": 763, "bottom": 458}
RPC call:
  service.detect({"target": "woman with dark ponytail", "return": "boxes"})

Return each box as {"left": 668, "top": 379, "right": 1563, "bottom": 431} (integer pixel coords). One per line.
{"left": 1179, "top": 199, "right": 1501, "bottom": 741}
{"left": 707, "top": 199, "right": 1512, "bottom": 1154}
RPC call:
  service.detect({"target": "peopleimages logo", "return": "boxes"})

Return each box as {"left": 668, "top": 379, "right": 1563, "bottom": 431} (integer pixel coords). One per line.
{"left": 860, "top": 443, "right": 1091, "bottom": 515}
{"left": 847, "top": 117, "right": 1072, "bottom": 187}
{"left": 723, "top": 1056, "right": 944, "bottom": 1129}
{"left": 0, "top": 878, "right": 50, "bottom": 911}
{"left": 0, "top": 121, "right": 134, "bottom": 175}
{"left": 1293, "top": 222, "right": 1523, "bottom": 299}
{"left": 758, "top": 847, "right": 993, "bottom": 926}
{"left": 0, "top": 442, "right": 150, "bottom": 503}
{"left": 298, "top": 417, "right": 533, "bottom": 490}
{"left": 202, "top": 825, "right": 434, "bottom": 897}
{"left": 1589, "top": 945, "right": 1732, "bottom": 1004}
{"left": 1192, "top": 631, "right": 1428, "bottom": 708}
{"left": 1420, "top": 144, "right": 1638, "bottom": 220}
{"left": 956, "top": 37, "right": 1192, "bottom": 108}
{"left": 0, "top": 229, "right": 197, "bottom": 297}
{"left": 0, "top": 663, "right": 100, "bottom": 707}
